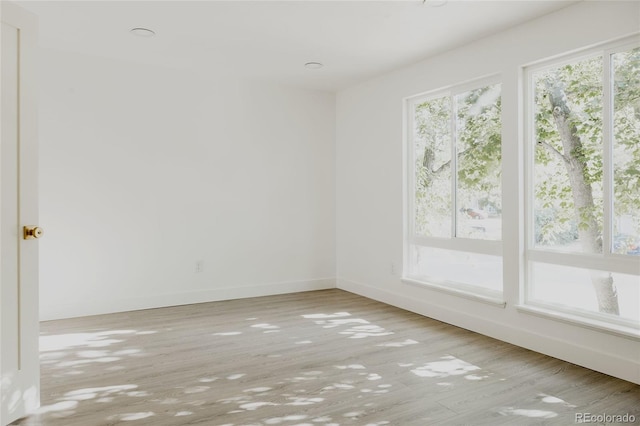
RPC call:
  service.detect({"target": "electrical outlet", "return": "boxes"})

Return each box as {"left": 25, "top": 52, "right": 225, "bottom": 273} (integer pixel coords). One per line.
{"left": 195, "top": 260, "right": 203, "bottom": 273}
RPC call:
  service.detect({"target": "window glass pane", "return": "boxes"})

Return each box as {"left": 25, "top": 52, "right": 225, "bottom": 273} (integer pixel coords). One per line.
{"left": 414, "top": 96, "right": 452, "bottom": 237}
{"left": 532, "top": 57, "right": 604, "bottom": 254}
{"left": 529, "top": 262, "right": 639, "bottom": 324}
{"left": 410, "top": 245, "right": 502, "bottom": 294}
{"left": 612, "top": 47, "right": 640, "bottom": 256}
{"left": 455, "top": 84, "right": 502, "bottom": 240}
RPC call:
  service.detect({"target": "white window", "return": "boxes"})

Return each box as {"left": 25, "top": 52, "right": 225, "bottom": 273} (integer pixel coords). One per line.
{"left": 405, "top": 79, "right": 503, "bottom": 298}
{"left": 525, "top": 40, "right": 640, "bottom": 328}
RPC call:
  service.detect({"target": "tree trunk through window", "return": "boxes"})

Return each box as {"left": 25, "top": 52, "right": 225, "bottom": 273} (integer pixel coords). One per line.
{"left": 544, "top": 76, "right": 620, "bottom": 315}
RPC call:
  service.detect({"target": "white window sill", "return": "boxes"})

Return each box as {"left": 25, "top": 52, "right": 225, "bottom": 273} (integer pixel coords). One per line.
{"left": 402, "top": 277, "right": 506, "bottom": 308}
{"left": 516, "top": 304, "right": 640, "bottom": 341}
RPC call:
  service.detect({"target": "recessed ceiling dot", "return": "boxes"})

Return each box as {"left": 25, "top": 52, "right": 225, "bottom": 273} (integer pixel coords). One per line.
{"left": 130, "top": 28, "right": 156, "bottom": 37}
{"left": 304, "top": 62, "right": 324, "bottom": 70}
{"left": 424, "top": 0, "right": 447, "bottom": 7}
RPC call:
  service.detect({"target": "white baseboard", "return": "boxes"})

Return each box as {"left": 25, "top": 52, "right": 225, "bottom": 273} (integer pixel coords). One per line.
{"left": 337, "top": 277, "right": 640, "bottom": 385}
{"left": 40, "top": 277, "right": 336, "bottom": 321}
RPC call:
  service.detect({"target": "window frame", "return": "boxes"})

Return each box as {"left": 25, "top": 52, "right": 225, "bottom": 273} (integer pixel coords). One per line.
{"left": 404, "top": 75, "right": 503, "bottom": 297}
{"left": 523, "top": 37, "right": 640, "bottom": 328}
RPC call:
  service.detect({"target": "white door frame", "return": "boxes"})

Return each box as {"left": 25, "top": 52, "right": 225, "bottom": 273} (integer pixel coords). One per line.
{"left": 1, "top": 3, "right": 39, "bottom": 425}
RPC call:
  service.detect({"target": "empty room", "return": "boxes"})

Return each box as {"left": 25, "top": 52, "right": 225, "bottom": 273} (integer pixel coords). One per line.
{"left": 1, "top": 0, "right": 639, "bottom": 425}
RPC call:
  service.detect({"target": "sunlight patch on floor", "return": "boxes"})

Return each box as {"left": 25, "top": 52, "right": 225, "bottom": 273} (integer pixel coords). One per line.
{"left": 114, "top": 349, "right": 141, "bottom": 356}
{"left": 62, "top": 384, "right": 139, "bottom": 404}
{"left": 377, "top": 339, "right": 419, "bottom": 347}
{"left": 465, "top": 373, "right": 491, "bottom": 381}
{"left": 239, "top": 401, "right": 278, "bottom": 410}
{"left": 56, "top": 356, "right": 122, "bottom": 367}
{"left": 340, "top": 324, "right": 394, "bottom": 339}
{"left": 251, "top": 323, "right": 280, "bottom": 329}
{"left": 109, "top": 411, "right": 155, "bottom": 421}
{"left": 244, "top": 387, "right": 273, "bottom": 393}
{"left": 409, "top": 355, "right": 482, "bottom": 379}
{"left": 538, "top": 393, "right": 576, "bottom": 407}
{"left": 303, "top": 311, "right": 394, "bottom": 339}
{"left": 494, "top": 392, "right": 578, "bottom": 420}
{"left": 286, "top": 375, "right": 321, "bottom": 383}
{"left": 40, "top": 351, "right": 66, "bottom": 363}
{"left": 335, "top": 364, "right": 366, "bottom": 370}
{"left": 498, "top": 407, "right": 558, "bottom": 418}
{"left": 227, "top": 373, "right": 246, "bottom": 380}
{"left": 76, "top": 350, "right": 109, "bottom": 358}
{"left": 322, "top": 318, "right": 369, "bottom": 328}
{"left": 36, "top": 400, "right": 79, "bottom": 414}
{"left": 323, "top": 383, "right": 355, "bottom": 391}
{"left": 59, "top": 370, "right": 85, "bottom": 376}
{"left": 302, "top": 312, "right": 351, "bottom": 319}
{"left": 286, "top": 397, "right": 324, "bottom": 406}
{"left": 40, "top": 330, "right": 136, "bottom": 351}
{"left": 264, "top": 414, "right": 308, "bottom": 424}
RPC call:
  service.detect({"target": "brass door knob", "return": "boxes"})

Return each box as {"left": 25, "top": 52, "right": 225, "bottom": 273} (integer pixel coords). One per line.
{"left": 23, "top": 226, "right": 43, "bottom": 240}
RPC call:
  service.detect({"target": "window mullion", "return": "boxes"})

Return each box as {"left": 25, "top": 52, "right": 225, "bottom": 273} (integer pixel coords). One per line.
{"left": 602, "top": 51, "right": 613, "bottom": 256}
{"left": 524, "top": 67, "right": 536, "bottom": 304}
{"left": 408, "top": 100, "right": 417, "bottom": 241}
{"left": 450, "top": 94, "right": 458, "bottom": 238}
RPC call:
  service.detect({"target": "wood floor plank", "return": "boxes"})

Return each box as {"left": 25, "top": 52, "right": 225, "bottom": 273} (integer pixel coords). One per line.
{"left": 12, "top": 289, "right": 640, "bottom": 425}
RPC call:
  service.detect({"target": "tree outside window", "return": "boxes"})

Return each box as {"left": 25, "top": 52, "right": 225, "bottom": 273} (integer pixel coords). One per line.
{"left": 408, "top": 81, "right": 502, "bottom": 295}
{"left": 528, "top": 44, "right": 639, "bottom": 322}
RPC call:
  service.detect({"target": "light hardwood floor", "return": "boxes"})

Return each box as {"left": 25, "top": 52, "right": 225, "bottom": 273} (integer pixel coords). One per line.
{"left": 13, "top": 289, "right": 640, "bottom": 425}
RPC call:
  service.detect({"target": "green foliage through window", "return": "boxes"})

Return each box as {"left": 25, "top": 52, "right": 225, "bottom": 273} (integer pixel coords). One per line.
{"left": 529, "top": 44, "right": 640, "bottom": 318}
{"left": 412, "top": 83, "right": 502, "bottom": 240}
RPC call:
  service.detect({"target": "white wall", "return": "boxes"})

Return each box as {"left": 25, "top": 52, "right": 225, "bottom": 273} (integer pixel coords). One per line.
{"left": 336, "top": 1, "right": 640, "bottom": 384}
{"left": 38, "top": 0, "right": 639, "bottom": 385}
{"left": 39, "top": 49, "right": 336, "bottom": 320}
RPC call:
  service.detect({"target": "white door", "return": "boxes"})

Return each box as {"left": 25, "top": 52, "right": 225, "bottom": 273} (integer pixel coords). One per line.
{"left": 1, "top": 3, "right": 39, "bottom": 425}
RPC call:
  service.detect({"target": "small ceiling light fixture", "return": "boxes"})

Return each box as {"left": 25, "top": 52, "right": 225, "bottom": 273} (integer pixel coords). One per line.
{"left": 423, "top": 0, "right": 447, "bottom": 7}
{"left": 130, "top": 27, "right": 156, "bottom": 37}
{"left": 304, "top": 62, "right": 324, "bottom": 70}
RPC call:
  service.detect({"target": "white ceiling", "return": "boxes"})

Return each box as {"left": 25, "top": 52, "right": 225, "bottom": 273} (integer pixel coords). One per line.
{"left": 18, "top": 0, "right": 579, "bottom": 92}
